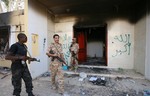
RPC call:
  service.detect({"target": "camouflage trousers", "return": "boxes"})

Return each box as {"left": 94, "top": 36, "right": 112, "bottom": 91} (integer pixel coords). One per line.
{"left": 50, "top": 62, "right": 64, "bottom": 93}
{"left": 70, "top": 55, "right": 78, "bottom": 71}
{"left": 11, "top": 65, "right": 33, "bottom": 95}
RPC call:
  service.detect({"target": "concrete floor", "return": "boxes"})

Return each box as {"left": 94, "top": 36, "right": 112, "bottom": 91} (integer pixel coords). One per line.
{"left": 0, "top": 66, "right": 150, "bottom": 96}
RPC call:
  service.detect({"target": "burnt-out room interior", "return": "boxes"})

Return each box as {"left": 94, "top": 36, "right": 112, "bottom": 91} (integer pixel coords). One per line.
{"left": 74, "top": 25, "right": 107, "bottom": 66}
{"left": 0, "top": 26, "right": 10, "bottom": 55}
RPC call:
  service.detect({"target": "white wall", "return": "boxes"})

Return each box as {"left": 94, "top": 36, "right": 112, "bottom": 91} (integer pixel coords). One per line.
{"left": 145, "top": 13, "right": 150, "bottom": 80}
{"left": 107, "top": 19, "right": 134, "bottom": 69}
{"left": 134, "top": 17, "right": 146, "bottom": 75}
{"left": 27, "top": 0, "right": 49, "bottom": 78}
{"left": 47, "top": 13, "right": 55, "bottom": 67}
{"left": 87, "top": 41, "right": 103, "bottom": 57}
{"left": 55, "top": 21, "right": 75, "bottom": 33}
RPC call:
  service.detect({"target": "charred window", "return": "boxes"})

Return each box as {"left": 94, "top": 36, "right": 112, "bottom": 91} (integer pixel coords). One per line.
{"left": 0, "top": 26, "right": 10, "bottom": 55}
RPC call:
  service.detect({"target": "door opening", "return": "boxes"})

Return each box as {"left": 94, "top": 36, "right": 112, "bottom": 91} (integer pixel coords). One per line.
{"left": 0, "top": 26, "right": 10, "bottom": 55}
{"left": 73, "top": 25, "right": 107, "bottom": 66}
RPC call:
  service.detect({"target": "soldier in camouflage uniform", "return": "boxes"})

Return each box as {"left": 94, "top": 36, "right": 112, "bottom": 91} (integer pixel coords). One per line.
{"left": 46, "top": 34, "right": 65, "bottom": 95}
{"left": 5, "top": 33, "right": 35, "bottom": 96}
{"left": 69, "top": 38, "right": 79, "bottom": 72}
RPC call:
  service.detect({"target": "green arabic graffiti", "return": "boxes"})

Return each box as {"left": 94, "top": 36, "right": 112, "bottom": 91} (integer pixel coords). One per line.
{"left": 112, "top": 34, "right": 131, "bottom": 57}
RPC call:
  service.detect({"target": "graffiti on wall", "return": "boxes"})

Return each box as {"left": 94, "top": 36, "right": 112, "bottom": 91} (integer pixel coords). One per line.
{"left": 58, "top": 33, "right": 72, "bottom": 65}
{"left": 112, "top": 34, "right": 131, "bottom": 57}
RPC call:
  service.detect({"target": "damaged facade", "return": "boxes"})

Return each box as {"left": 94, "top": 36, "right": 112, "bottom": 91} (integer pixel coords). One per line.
{"left": 0, "top": 0, "right": 150, "bottom": 81}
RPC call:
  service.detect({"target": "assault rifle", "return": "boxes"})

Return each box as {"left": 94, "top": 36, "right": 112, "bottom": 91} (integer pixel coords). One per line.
{"left": 24, "top": 45, "right": 40, "bottom": 63}
{"left": 15, "top": 54, "right": 40, "bottom": 64}
{"left": 49, "top": 50, "right": 66, "bottom": 65}
{"left": 28, "top": 57, "right": 40, "bottom": 64}
{"left": 71, "top": 51, "right": 78, "bottom": 61}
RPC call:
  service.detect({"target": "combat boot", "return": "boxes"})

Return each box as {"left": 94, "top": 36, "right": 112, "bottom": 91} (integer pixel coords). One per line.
{"left": 58, "top": 89, "right": 64, "bottom": 96}
{"left": 51, "top": 84, "right": 57, "bottom": 90}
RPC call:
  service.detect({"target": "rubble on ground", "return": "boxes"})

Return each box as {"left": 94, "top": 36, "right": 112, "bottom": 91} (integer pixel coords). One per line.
{"left": 0, "top": 66, "right": 150, "bottom": 96}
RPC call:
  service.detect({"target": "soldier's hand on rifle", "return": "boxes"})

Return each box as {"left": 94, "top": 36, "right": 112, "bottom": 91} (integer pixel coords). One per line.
{"left": 53, "top": 53, "right": 61, "bottom": 58}
{"left": 52, "top": 54, "right": 57, "bottom": 57}
{"left": 27, "top": 57, "right": 39, "bottom": 64}
{"left": 28, "top": 57, "right": 36, "bottom": 61}
{"left": 19, "top": 56, "right": 29, "bottom": 61}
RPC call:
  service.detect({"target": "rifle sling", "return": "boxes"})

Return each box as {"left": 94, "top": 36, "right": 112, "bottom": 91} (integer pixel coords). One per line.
{"left": 52, "top": 43, "right": 65, "bottom": 64}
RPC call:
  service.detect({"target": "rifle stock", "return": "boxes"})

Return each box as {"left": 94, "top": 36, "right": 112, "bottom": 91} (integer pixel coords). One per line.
{"left": 55, "top": 56, "right": 66, "bottom": 64}
{"left": 49, "top": 50, "right": 66, "bottom": 65}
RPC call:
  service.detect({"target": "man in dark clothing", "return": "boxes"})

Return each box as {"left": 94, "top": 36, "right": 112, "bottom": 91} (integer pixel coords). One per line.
{"left": 5, "top": 33, "right": 35, "bottom": 96}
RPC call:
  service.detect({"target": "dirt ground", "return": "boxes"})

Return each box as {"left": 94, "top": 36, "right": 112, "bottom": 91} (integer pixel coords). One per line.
{"left": 0, "top": 67, "right": 150, "bottom": 96}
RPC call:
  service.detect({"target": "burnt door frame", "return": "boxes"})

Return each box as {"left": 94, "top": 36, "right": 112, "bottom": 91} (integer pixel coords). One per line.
{"left": 0, "top": 26, "right": 10, "bottom": 54}
{"left": 73, "top": 24, "right": 108, "bottom": 66}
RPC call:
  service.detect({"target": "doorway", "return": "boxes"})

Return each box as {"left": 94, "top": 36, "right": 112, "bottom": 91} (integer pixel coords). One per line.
{"left": 73, "top": 24, "right": 107, "bottom": 66}
{"left": 0, "top": 26, "right": 10, "bottom": 55}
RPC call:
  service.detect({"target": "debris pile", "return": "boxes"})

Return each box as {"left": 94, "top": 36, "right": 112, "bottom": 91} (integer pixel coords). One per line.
{"left": 89, "top": 76, "right": 107, "bottom": 86}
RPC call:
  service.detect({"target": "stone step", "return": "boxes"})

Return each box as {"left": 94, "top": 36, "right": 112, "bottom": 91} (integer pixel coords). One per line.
{"left": 64, "top": 65, "right": 145, "bottom": 79}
